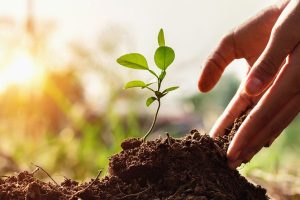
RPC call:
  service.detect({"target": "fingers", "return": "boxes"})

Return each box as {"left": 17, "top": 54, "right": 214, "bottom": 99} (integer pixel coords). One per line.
{"left": 246, "top": 95, "right": 300, "bottom": 156}
{"left": 245, "top": 0, "right": 300, "bottom": 96}
{"left": 229, "top": 94, "right": 300, "bottom": 168}
{"left": 227, "top": 85, "right": 291, "bottom": 163}
{"left": 227, "top": 46, "right": 300, "bottom": 167}
{"left": 209, "top": 82, "right": 260, "bottom": 137}
{"left": 198, "top": 32, "right": 238, "bottom": 92}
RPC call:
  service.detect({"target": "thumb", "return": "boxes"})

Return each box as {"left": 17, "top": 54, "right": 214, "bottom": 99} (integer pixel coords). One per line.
{"left": 245, "top": 0, "right": 300, "bottom": 96}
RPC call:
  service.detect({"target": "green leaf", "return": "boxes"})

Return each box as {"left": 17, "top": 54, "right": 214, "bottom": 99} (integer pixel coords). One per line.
{"left": 146, "top": 97, "right": 156, "bottom": 107}
{"left": 117, "top": 53, "right": 148, "bottom": 70}
{"left": 154, "top": 46, "right": 175, "bottom": 70}
{"left": 158, "top": 29, "right": 165, "bottom": 46}
{"left": 159, "top": 71, "right": 166, "bottom": 80}
{"left": 124, "top": 80, "right": 146, "bottom": 89}
{"left": 162, "top": 86, "right": 179, "bottom": 93}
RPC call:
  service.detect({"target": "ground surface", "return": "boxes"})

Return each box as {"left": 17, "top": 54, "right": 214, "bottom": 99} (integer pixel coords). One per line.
{"left": 0, "top": 117, "right": 268, "bottom": 200}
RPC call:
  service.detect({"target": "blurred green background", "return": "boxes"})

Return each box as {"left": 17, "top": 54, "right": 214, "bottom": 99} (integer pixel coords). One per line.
{"left": 0, "top": 0, "right": 299, "bottom": 198}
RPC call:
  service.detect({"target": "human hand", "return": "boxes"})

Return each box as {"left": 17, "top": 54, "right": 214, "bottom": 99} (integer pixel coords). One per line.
{"left": 198, "top": 0, "right": 300, "bottom": 168}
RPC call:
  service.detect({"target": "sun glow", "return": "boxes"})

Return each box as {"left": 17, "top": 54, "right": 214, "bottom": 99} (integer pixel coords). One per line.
{"left": 0, "top": 51, "right": 44, "bottom": 92}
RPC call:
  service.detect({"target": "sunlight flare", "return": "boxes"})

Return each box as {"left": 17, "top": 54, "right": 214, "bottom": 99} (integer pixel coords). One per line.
{"left": 0, "top": 51, "right": 43, "bottom": 92}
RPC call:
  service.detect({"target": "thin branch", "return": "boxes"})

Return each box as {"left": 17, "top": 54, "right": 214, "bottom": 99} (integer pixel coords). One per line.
{"left": 83, "top": 170, "right": 102, "bottom": 191}
{"left": 117, "top": 182, "right": 126, "bottom": 195}
{"left": 166, "top": 181, "right": 195, "bottom": 200}
{"left": 69, "top": 170, "right": 102, "bottom": 200}
{"left": 148, "top": 69, "right": 159, "bottom": 78}
{"left": 31, "top": 167, "right": 40, "bottom": 175}
{"left": 166, "top": 133, "right": 171, "bottom": 145}
{"left": 33, "top": 164, "right": 59, "bottom": 186}
{"left": 145, "top": 86, "right": 155, "bottom": 93}
{"left": 118, "top": 186, "right": 151, "bottom": 200}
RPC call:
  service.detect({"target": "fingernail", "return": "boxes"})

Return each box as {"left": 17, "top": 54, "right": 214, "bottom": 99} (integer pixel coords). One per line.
{"left": 264, "top": 137, "right": 276, "bottom": 147}
{"left": 245, "top": 77, "right": 263, "bottom": 95}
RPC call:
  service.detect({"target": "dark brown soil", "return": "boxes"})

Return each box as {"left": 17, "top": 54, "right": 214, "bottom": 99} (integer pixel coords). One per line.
{"left": 0, "top": 116, "right": 268, "bottom": 200}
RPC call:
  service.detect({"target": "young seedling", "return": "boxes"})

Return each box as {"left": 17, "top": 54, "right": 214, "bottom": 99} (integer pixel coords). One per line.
{"left": 116, "top": 29, "right": 179, "bottom": 141}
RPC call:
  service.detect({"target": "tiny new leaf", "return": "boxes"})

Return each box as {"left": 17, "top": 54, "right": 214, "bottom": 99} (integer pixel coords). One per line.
{"left": 117, "top": 53, "right": 148, "bottom": 70}
{"left": 146, "top": 97, "right": 156, "bottom": 107}
{"left": 154, "top": 46, "right": 175, "bottom": 70}
{"left": 124, "top": 80, "right": 146, "bottom": 89}
{"left": 159, "top": 71, "right": 166, "bottom": 80}
{"left": 158, "top": 29, "right": 165, "bottom": 46}
{"left": 162, "top": 86, "right": 179, "bottom": 94}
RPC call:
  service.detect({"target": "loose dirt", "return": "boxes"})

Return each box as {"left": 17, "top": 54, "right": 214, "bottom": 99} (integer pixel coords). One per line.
{"left": 0, "top": 115, "right": 268, "bottom": 200}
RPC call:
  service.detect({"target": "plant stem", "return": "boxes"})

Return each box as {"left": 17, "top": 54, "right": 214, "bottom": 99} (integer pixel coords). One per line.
{"left": 143, "top": 98, "right": 161, "bottom": 141}
{"left": 145, "top": 86, "right": 155, "bottom": 93}
{"left": 148, "top": 69, "right": 159, "bottom": 78}
{"left": 142, "top": 71, "right": 163, "bottom": 141}
{"left": 157, "top": 77, "right": 162, "bottom": 91}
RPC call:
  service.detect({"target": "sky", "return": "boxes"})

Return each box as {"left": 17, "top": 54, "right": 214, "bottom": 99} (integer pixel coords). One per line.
{"left": 0, "top": 0, "right": 277, "bottom": 112}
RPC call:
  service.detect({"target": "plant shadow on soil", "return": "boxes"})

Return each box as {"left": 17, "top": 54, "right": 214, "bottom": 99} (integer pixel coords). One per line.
{"left": 0, "top": 115, "right": 268, "bottom": 200}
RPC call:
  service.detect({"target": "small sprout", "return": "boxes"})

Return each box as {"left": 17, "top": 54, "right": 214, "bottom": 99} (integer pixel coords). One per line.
{"left": 117, "top": 28, "right": 179, "bottom": 141}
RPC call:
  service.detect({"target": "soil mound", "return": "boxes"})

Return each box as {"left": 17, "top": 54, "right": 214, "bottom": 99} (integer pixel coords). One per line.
{"left": 0, "top": 117, "right": 268, "bottom": 200}
{"left": 108, "top": 129, "right": 267, "bottom": 200}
